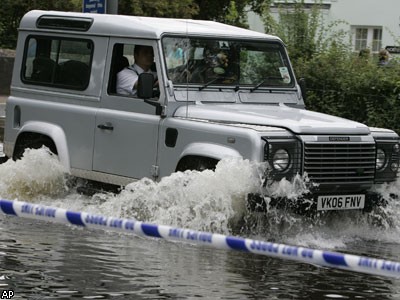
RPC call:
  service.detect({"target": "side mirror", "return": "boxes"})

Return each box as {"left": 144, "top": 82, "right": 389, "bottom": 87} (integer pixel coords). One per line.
{"left": 298, "top": 78, "right": 307, "bottom": 101}
{"left": 137, "top": 73, "right": 154, "bottom": 99}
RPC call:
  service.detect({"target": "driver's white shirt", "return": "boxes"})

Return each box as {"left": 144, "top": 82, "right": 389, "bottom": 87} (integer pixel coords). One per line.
{"left": 116, "top": 64, "right": 155, "bottom": 95}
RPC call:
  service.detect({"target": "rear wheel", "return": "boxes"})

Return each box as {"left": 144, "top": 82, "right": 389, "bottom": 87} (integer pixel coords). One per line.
{"left": 13, "top": 133, "right": 57, "bottom": 160}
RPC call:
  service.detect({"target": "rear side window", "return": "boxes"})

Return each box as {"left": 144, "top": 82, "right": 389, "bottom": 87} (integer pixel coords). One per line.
{"left": 22, "top": 36, "right": 93, "bottom": 90}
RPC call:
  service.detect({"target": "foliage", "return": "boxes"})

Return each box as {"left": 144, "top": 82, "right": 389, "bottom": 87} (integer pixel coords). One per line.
{"left": 118, "top": 0, "right": 199, "bottom": 19}
{"left": 0, "top": 0, "right": 79, "bottom": 49}
{"left": 262, "top": 0, "right": 400, "bottom": 134}
{"left": 224, "top": 1, "right": 247, "bottom": 28}
{"left": 296, "top": 51, "right": 400, "bottom": 133}
{"left": 193, "top": 0, "right": 248, "bottom": 27}
{"left": 262, "top": 0, "right": 321, "bottom": 61}
{"left": 119, "top": 0, "right": 264, "bottom": 27}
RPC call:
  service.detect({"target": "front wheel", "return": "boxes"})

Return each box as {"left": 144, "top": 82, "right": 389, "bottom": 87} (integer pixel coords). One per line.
{"left": 176, "top": 156, "right": 218, "bottom": 172}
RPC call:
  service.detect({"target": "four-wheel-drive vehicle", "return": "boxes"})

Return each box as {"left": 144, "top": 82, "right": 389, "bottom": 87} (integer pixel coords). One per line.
{"left": 3, "top": 10, "right": 400, "bottom": 212}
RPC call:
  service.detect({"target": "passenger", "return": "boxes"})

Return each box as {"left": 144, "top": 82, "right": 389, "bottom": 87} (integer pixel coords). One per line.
{"left": 378, "top": 49, "right": 390, "bottom": 67}
{"left": 358, "top": 48, "right": 370, "bottom": 58}
{"left": 116, "top": 45, "right": 157, "bottom": 95}
{"left": 167, "top": 43, "right": 184, "bottom": 68}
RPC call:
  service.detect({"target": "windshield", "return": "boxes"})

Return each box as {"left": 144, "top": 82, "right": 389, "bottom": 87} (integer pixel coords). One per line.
{"left": 162, "top": 36, "right": 294, "bottom": 89}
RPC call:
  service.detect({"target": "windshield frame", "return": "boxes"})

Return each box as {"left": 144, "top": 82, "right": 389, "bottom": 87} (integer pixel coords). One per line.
{"left": 161, "top": 34, "right": 296, "bottom": 91}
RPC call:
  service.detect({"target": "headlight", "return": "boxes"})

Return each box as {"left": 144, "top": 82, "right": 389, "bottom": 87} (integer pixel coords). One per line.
{"left": 272, "top": 149, "right": 290, "bottom": 171}
{"left": 393, "top": 144, "right": 400, "bottom": 153}
{"left": 376, "top": 148, "right": 386, "bottom": 170}
{"left": 391, "top": 162, "right": 399, "bottom": 172}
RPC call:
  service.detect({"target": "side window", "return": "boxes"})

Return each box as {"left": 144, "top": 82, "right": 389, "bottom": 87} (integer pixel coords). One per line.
{"left": 108, "top": 43, "right": 132, "bottom": 94}
{"left": 108, "top": 43, "right": 157, "bottom": 97}
{"left": 22, "top": 36, "right": 93, "bottom": 90}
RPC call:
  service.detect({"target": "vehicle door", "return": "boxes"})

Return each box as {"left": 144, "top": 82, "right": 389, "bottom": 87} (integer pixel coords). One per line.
{"left": 93, "top": 38, "right": 163, "bottom": 180}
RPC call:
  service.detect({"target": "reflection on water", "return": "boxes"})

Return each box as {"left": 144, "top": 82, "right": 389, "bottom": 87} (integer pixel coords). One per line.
{"left": 0, "top": 215, "right": 399, "bottom": 299}
{"left": 0, "top": 148, "right": 399, "bottom": 298}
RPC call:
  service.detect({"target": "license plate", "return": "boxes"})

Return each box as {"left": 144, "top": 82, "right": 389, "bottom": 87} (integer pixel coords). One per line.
{"left": 317, "top": 194, "right": 365, "bottom": 211}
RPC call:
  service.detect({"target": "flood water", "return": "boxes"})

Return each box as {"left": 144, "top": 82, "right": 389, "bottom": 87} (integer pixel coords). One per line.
{"left": 0, "top": 147, "right": 399, "bottom": 299}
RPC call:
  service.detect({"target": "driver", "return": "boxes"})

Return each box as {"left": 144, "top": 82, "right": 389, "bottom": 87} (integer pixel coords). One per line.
{"left": 116, "top": 45, "right": 158, "bottom": 96}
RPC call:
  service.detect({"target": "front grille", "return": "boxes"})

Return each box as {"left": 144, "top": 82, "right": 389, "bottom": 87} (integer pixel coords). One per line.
{"left": 304, "top": 142, "right": 376, "bottom": 185}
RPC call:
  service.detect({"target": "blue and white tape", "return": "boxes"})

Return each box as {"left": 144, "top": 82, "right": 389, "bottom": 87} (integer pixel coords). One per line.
{"left": 0, "top": 199, "right": 399, "bottom": 278}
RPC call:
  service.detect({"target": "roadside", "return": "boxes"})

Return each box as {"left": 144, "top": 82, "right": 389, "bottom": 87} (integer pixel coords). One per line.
{"left": 0, "top": 94, "right": 6, "bottom": 143}
{"left": 0, "top": 47, "right": 15, "bottom": 144}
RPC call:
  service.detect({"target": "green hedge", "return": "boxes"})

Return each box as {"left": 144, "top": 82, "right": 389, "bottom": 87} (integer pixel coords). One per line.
{"left": 294, "top": 51, "right": 400, "bottom": 134}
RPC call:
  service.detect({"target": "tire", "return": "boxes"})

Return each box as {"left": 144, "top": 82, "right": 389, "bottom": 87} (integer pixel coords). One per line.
{"left": 0, "top": 156, "right": 8, "bottom": 164}
{"left": 176, "top": 155, "right": 218, "bottom": 172}
{"left": 13, "top": 133, "right": 57, "bottom": 160}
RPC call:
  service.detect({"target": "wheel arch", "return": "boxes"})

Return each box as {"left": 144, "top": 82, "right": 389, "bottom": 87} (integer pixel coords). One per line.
{"left": 176, "top": 142, "right": 242, "bottom": 171}
{"left": 180, "top": 142, "right": 242, "bottom": 160}
{"left": 14, "top": 121, "right": 70, "bottom": 170}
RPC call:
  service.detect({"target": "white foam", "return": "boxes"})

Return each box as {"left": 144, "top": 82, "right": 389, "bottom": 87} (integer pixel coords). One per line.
{"left": 0, "top": 147, "right": 399, "bottom": 248}
{"left": 0, "top": 147, "right": 68, "bottom": 200}
{"left": 79, "top": 158, "right": 267, "bottom": 234}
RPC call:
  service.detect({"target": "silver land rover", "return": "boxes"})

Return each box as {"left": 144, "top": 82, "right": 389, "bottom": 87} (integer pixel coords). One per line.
{"left": 3, "top": 10, "right": 400, "bottom": 212}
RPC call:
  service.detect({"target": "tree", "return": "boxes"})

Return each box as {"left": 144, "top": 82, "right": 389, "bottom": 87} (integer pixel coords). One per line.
{"left": 0, "top": 0, "right": 79, "bottom": 48}
{"left": 261, "top": 0, "right": 322, "bottom": 61}
{"left": 118, "top": 0, "right": 199, "bottom": 18}
{"left": 119, "top": 0, "right": 266, "bottom": 28}
{"left": 193, "top": 0, "right": 265, "bottom": 27}
{"left": 194, "top": 0, "right": 243, "bottom": 25}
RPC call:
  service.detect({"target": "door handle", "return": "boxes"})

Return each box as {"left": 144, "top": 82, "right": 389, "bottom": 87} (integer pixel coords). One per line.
{"left": 97, "top": 123, "right": 114, "bottom": 131}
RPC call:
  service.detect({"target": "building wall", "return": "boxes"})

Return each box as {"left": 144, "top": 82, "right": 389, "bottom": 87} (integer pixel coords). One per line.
{"left": 328, "top": 0, "right": 400, "bottom": 51}
{"left": 249, "top": 0, "right": 400, "bottom": 53}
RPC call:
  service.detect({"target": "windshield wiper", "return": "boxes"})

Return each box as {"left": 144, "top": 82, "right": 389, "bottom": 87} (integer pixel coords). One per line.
{"left": 199, "top": 76, "right": 240, "bottom": 91}
{"left": 199, "top": 77, "right": 225, "bottom": 91}
{"left": 250, "top": 76, "right": 284, "bottom": 92}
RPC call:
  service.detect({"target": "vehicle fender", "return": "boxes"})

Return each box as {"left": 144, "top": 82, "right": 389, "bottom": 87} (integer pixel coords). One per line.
{"left": 18, "top": 121, "right": 70, "bottom": 170}
{"left": 180, "top": 142, "right": 242, "bottom": 161}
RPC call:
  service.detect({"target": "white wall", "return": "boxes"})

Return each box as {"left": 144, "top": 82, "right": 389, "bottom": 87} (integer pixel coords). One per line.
{"left": 328, "top": 0, "right": 400, "bottom": 50}
{"left": 248, "top": 0, "right": 400, "bottom": 52}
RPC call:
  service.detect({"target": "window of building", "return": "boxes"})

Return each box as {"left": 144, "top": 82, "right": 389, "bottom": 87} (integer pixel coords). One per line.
{"left": 372, "top": 28, "right": 382, "bottom": 52}
{"left": 22, "top": 36, "right": 93, "bottom": 90}
{"left": 355, "top": 28, "right": 368, "bottom": 51}
{"left": 353, "top": 26, "right": 383, "bottom": 53}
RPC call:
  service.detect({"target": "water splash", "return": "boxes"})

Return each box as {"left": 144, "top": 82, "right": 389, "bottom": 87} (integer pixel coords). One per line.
{"left": 0, "top": 147, "right": 68, "bottom": 200}
{"left": 85, "top": 158, "right": 267, "bottom": 234}
{"left": 0, "top": 147, "right": 399, "bottom": 249}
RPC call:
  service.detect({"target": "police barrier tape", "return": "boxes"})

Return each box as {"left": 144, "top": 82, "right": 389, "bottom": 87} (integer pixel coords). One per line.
{"left": 0, "top": 198, "right": 399, "bottom": 278}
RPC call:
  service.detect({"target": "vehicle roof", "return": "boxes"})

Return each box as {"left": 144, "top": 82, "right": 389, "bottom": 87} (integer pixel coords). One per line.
{"left": 20, "top": 10, "right": 281, "bottom": 41}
